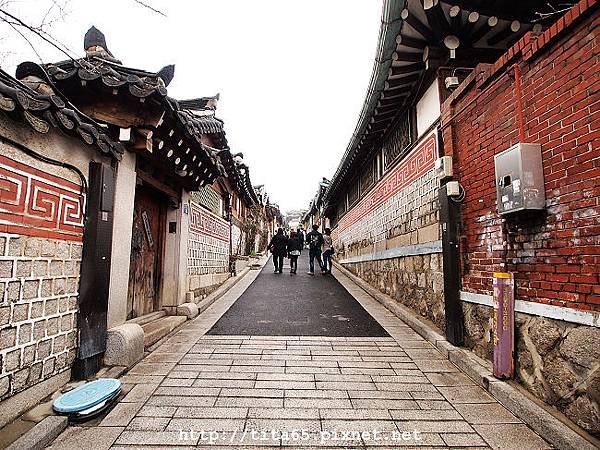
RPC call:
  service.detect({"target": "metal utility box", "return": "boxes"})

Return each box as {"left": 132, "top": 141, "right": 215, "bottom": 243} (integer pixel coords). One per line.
{"left": 494, "top": 143, "right": 545, "bottom": 215}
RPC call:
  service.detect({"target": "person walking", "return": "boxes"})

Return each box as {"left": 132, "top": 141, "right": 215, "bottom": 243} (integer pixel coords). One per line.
{"left": 322, "top": 227, "right": 334, "bottom": 274}
{"left": 296, "top": 228, "right": 305, "bottom": 253}
{"left": 306, "top": 224, "right": 324, "bottom": 275}
{"left": 287, "top": 230, "right": 302, "bottom": 274}
{"left": 268, "top": 228, "right": 288, "bottom": 274}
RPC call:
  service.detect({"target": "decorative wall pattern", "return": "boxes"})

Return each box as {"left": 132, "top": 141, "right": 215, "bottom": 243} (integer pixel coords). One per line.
{"left": 0, "top": 155, "right": 85, "bottom": 241}
{"left": 333, "top": 130, "right": 437, "bottom": 247}
{"left": 189, "top": 202, "right": 229, "bottom": 241}
{"left": 188, "top": 202, "right": 229, "bottom": 276}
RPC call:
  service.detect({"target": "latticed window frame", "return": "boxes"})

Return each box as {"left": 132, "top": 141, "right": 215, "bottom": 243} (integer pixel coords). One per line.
{"left": 190, "top": 186, "right": 222, "bottom": 216}
{"left": 383, "top": 111, "right": 412, "bottom": 171}
{"left": 347, "top": 177, "right": 360, "bottom": 207}
{"left": 360, "top": 156, "right": 376, "bottom": 195}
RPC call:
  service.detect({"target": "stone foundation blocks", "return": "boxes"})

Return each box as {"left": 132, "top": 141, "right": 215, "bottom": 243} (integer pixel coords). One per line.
{"left": 103, "top": 323, "right": 144, "bottom": 368}
{"left": 176, "top": 302, "right": 199, "bottom": 319}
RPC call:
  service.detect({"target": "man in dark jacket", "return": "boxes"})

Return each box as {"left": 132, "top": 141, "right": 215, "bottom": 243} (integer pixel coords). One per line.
{"left": 296, "top": 228, "right": 305, "bottom": 252}
{"left": 306, "top": 224, "right": 324, "bottom": 275}
{"left": 268, "top": 228, "right": 288, "bottom": 274}
{"left": 287, "top": 231, "right": 302, "bottom": 274}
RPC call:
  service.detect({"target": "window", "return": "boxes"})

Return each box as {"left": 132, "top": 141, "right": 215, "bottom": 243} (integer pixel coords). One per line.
{"left": 348, "top": 178, "right": 360, "bottom": 207}
{"left": 360, "top": 157, "right": 375, "bottom": 193}
{"left": 376, "top": 150, "right": 383, "bottom": 180}
{"left": 383, "top": 111, "right": 412, "bottom": 171}
{"left": 191, "top": 186, "right": 221, "bottom": 216}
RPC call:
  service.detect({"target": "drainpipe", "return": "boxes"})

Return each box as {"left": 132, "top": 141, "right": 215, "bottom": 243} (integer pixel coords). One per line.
{"left": 511, "top": 64, "right": 526, "bottom": 142}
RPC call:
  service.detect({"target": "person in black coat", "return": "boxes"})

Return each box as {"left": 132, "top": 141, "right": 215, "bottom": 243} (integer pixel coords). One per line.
{"left": 306, "top": 224, "right": 324, "bottom": 275}
{"left": 287, "top": 231, "right": 302, "bottom": 274}
{"left": 268, "top": 228, "right": 288, "bottom": 274}
{"left": 296, "top": 228, "right": 305, "bottom": 252}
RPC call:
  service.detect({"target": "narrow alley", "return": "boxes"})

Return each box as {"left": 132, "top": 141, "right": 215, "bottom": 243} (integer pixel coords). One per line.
{"left": 45, "top": 257, "right": 552, "bottom": 449}
{"left": 0, "top": 1, "right": 598, "bottom": 449}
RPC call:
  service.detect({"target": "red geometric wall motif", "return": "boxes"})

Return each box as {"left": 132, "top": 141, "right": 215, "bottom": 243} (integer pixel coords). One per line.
{"left": 334, "top": 130, "right": 437, "bottom": 236}
{"left": 0, "top": 155, "right": 85, "bottom": 241}
{"left": 189, "top": 202, "right": 230, "bottom": 242}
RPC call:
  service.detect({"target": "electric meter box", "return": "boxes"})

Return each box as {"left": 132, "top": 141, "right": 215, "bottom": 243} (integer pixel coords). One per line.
{"left": 435, "top": 156, "right": 453, "bottom": 180}
{"left": 494, "top": 143, "right": 545, "bottom": 215}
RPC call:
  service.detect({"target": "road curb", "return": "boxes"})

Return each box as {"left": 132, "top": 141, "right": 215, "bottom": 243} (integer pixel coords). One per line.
{"left": 147, "top": 256, "right": 268, "bottom": 353}
{"left": 5, "top": 416, "right": 67, "bottom": 450}
{"left": 332, "top": 260, "right": 599, "bottom": 450}
{"left": 196, "top": 255, "right": 269, "bottom": 314}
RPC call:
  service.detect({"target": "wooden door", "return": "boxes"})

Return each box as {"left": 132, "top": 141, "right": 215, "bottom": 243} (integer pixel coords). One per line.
{"left": 127, "top": 185, "right": 165, "bottom": 319}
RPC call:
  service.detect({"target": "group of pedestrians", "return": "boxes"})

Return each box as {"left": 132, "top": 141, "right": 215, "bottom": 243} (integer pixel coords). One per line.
{"left": 268, "top": 224, "right": 334, "bottom": 275}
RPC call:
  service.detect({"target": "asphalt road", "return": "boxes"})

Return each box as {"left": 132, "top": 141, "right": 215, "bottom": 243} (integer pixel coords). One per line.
{"left": 208, "top": 253, "right": 388, "bottom": 336}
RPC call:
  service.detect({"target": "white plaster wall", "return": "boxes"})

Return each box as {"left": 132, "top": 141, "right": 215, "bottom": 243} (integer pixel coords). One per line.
{"left": 177, "top": 192, "right": 191, "bottom": 303}
{"left": 161, "top": 195, "right": 189, "bottom": 308}
{"left": 416, "top": 80, "right": 441, "bottom": 138}
{"left": 0, "top": 116, "right": 108, "bottom": 182}
{"left": 107, "top": 151, "right": 136, "bottom": 328}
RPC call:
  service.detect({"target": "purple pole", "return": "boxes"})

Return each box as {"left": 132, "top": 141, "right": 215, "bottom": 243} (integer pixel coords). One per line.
{"left": 493, "top": 272, "right": 515, "bottom": 379}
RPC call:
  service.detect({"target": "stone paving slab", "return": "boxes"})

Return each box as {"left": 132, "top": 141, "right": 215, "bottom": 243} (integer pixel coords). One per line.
{"left": 46, "top": 260, "right": 553, "bottom": 450}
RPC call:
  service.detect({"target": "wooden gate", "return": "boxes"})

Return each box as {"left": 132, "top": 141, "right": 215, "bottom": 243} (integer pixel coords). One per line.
{"left": 127, "top": 184, "right": 166, "bottom": 319}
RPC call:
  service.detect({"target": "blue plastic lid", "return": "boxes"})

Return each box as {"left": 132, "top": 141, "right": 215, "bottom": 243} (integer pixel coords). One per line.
{"left": 53, "top": 378, "right": 121, "bottom": 413}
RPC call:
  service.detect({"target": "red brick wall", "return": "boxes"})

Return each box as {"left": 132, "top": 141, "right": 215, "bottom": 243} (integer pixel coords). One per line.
{"left": 441, "top": 0, "right": 599, "bottom": 312}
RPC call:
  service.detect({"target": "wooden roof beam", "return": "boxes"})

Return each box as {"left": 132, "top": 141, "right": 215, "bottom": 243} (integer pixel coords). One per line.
{"left": 487, "top": 20, "right": 521, "bottom": 46}
{"left": 459, "top": 11, "right": 480, "bottom": 40}
{"left": 392, "top": 51, "right": 424, "bottom": 63}
{"left": 423, "top": 0, "right": 451, "bottom": 38}
{"left": 447, "top": 0, "right": 542, "bottom": 23}
{"left": 449, "top": 5, "right": 462, "bottom": 31}
{"left": 381, "top": 86, "right": 412, "bottom": 99}
{"left": 395, "top": 34, "right": 428, "bottom": 50}
{"left": 469, "top": 16, "right": 499, "bottom": 45}
{"left": 372, "top": 109, "right": 399, "bottom": 123}
{"left": 401, "top": 8, "right": 436, "bottom": 42}
{"left": 378, "top": 95, "right": 407, "bottom": 107}
{"left": 388, "top": 62, "right": 425, "bottom": 77}
{"left": 375, "top": 100, "right": 401, "bottom": 112}
{"left": 367, "top": 122, "right": 389, "bottom": 133}
{"left": 385, "top": 73, "right": 420, "bottom": 89}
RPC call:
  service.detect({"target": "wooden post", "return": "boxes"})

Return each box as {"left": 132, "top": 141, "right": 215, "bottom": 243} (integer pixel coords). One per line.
{"left": 439, "top": 183, "right": 464, "bottom": 345}
{"left": 73, "top": 162, "right": 116, "bottom": 379}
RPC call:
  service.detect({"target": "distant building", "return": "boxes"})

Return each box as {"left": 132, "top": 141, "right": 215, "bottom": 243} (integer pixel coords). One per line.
{"left": 302, "top": 178, "right": 330, "bottom": 231}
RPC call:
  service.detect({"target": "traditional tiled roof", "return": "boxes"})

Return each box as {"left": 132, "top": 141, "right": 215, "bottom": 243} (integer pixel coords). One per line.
{"left": 176, "top": 109, "right": 224, "bottom": 135}
{"left": 217, "top": 149, "right": 259, "bottom": 206}
{"left": 14, "top": 26, "right": 227, "bottom": 189}
{"left": 43, "top": 57, "right": 172, "bottom": 101}
{"left": 178, "top": 95, "right": 220, "bottom": 111}
{"left": 325, "top": 0, "right": 567, "bottom": 203}
{"left": 0, "top": 67, "right": 123, "bottom": 158}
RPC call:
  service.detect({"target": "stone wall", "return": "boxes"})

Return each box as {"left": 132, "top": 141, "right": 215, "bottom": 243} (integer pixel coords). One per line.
{"left": 0, "top": 124, "right": 95, "bottom": 401}
{"left": 462, "top": 302, "right": 600, "bottom": 436}
{"left": 0, "top": 235, "right": 80, "bottom": 400}
{"left": 333, "top": 128, "right": 445, "bottom": 329}
{"left": 345, "top": 253, "right": 445, "bottom": 330}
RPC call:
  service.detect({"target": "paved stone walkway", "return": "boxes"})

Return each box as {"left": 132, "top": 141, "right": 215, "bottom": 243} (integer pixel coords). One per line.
{"left": 47, "top": 262, "right": 552, "bottom": 449}
{"left": 208, "top": 253, "right": 387, "bottom": 336}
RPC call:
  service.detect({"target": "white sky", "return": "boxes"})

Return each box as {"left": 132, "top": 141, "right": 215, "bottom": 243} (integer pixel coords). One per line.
{"left": 1, "top": 0, "right": 383, "bottom": 212}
